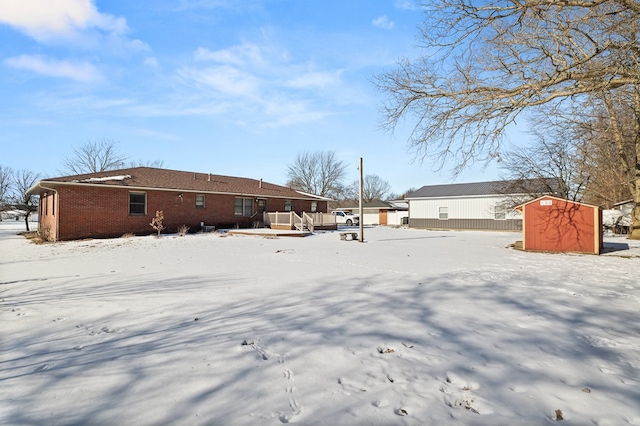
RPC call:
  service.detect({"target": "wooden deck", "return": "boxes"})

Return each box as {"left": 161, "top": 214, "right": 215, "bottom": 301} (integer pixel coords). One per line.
{"left": 226, "top": 229, "right": 312, "bottom": 238}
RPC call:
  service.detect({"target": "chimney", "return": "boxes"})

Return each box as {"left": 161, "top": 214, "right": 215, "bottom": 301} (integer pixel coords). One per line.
{"left": 208, "top": 173, "right": 211, "bottom": 182}
{"left": 259, "top": 178, "right": 263, "bottom": 188}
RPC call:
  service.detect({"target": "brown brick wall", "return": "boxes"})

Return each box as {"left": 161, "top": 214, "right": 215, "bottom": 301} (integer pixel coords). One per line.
{"left": 49, "top": 185, "right": 328, "bottom": 240}
{"left": 38, "top": 191, "right": 57, "bottom": 241}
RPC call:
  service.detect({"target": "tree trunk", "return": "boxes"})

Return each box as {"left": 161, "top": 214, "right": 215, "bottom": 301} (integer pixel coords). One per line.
{"left": 632, "top": 90, "right": 640, "bottom": 240}
{"left": 24, "top": 213, "right": 30, "bottom": 232}
{"left": 631, "top": 206, "right": 640, "bottom": 239}
{"left": 631, "top": 162, "right": 640, "bottom": 239}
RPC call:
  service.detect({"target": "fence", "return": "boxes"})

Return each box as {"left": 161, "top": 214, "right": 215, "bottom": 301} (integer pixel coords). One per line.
{"left": 264, "top": 212, "right": 337, "bottom": 230}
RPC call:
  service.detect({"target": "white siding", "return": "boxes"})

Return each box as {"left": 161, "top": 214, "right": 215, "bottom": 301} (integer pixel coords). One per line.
{"left": 362, "top": 212, "right": 379, "bottom": 225}
{"left": 387, "top": 210, "right": 409, "bottom": 226}
{"left": 409, "top": 195, "right": 520, "bottom": 220}
{"left": 360, "top": 210, "right": 409, "bottom": 226}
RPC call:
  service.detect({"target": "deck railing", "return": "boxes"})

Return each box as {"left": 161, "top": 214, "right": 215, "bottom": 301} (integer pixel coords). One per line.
{"left": 264, "top": 212, "right": 336, "bottom": 230}
{"left": 302, "top": 213, "right": 314, "bottom": 232}
{"left": 293, "top": 212, "right": 303, "bottom": 231}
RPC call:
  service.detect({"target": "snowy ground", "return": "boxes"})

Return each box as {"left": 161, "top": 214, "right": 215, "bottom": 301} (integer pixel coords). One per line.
{"left": 1, "top": 222, "right": 639, "bottom": 425}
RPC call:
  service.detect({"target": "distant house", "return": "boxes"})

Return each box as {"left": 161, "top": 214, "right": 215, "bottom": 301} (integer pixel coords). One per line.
{"left": 27, "top": 167, "right": 329, "bottom": 241}
{"left": 516, "top": 196, "right": 602, "bottom": 255}
{"left": 405, "top": 179, "right": 555, "bottom": 231}
{"left": 335, "top": 200, "right": 409, "bottom": 226}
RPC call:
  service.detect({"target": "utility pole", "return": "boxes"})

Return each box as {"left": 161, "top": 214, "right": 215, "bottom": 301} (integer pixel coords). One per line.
{"left": 358, "top": 157, "right": 364, "bottom": 242}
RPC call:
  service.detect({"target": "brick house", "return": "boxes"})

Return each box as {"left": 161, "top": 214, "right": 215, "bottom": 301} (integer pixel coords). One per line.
{"left": 27, "top": 167, "right": 329, "bottom": 241}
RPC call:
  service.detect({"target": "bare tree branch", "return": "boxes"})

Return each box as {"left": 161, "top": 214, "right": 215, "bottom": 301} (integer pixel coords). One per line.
{"left": 9, "top": 169, "right": 40, "bottom": 231}
{"left": 286, "top": 151, "right": 348, "bottom": 198}
{"left": 345, "top": 175, "right": 392, "bottom": 203}
{"left": 62, "top": 139, "right": 129, "bottom": 175}
{"left": 378, "top": 0, "right": 640, "bottom": 237}
{"left": 0, "top": 165, "right": 12, "bottom": 215}
{"left": 499, "top": 112, "right": 588, "bottom": 202}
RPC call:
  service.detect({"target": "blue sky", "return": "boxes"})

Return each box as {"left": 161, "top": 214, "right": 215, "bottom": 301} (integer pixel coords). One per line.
{"left": 0, "top": 0, "right": 518, "bottom": 194}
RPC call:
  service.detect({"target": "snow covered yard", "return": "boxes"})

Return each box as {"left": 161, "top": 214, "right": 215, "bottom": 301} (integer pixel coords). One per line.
{"left": 1, "top": 223, "right": 639, "bottom": 425}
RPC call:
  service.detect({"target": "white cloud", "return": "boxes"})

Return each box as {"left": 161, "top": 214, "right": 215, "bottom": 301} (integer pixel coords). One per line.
{"left": 394, "top": 0, "right": 421, "bottom": 11}
{"left": 174, "top": 41, "right": 354, "bottom": 127}
{"left": 372, "top": 15, "right": 395, "bottom": 30}
{"left": 0, "top": 0, "right": 127, "bottom": 42}
{"left": 177, "top": 65, "right": 260, "bottom": 98}
{"left": 262, "top": 99, "right": 328, "bottom": 127}
{"left": 194, "top": 43, "right": 266, "bottom": 68}
{"left": 143, "top": 57, "right": 160, "bottom": 69}
{"left": 4, "top": 54, "right": 103, "bottom": 82}
{"left": 169, "top": 0, "right": 256, "bottom": 12}
{"left": 126, "top": 39, "right": 151, "bottom": 52}
{"left": 287, "top": 71, "right": 342, "bottom": 89}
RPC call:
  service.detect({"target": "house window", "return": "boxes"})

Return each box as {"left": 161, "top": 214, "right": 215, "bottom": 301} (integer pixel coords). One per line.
{"left": 311, "top": 201, "right": 318, "bottom": 213}
{"left": 196, "top": 194, "right": 205, "bottom": 208}
{"left": 129, "top": 192, "right": 146, "bottom": 215}
{"left": 284, "top": 200, "right": 293, "bottom": 212}
{"left": 439, "top": 207, "right": 448, "bottom": 220}
{"left": 494, "top": 205, "right": 507, "bottom": 220}
{"left": 235, "top": 197, "right": 253, "bottom": 216}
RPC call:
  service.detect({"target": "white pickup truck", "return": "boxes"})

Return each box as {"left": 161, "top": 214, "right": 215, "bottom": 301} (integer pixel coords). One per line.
{"left": 332, "top": 210, "right": 360, "bottom": 226}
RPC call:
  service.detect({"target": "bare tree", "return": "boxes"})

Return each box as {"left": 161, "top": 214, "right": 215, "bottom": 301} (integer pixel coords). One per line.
{"left": 10, "top": 169, "right": 40, "bottom": 231}
{"left": 576, "top": 91, "right": 637, "bottom": 208}
{"left": 286, "top": 151, "right": 348, "bottom": 198}
{"left": 0, "top": 165, "right": 12, "bottom": 219}
{"left": 499, "top": 113, "right": 589, "bottom": 202}
{"left": 62, "top": 139, "right": 129, "bottom": 175}
{"left": 345, "top": 174, "right": 392, "bottom": 203}
{"left": 501, "top": 93, "right": 635, "bottom": 208}
{"left": 388, "top": 187, "right": 419, "bottom": 201}
{"left": 377, "top": 1, "right": 640, "bottom": 238}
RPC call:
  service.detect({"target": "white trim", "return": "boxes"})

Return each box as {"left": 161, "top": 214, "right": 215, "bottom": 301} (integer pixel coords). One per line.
{"left": 294, "top": 190, "right": 333, "bottom": 201}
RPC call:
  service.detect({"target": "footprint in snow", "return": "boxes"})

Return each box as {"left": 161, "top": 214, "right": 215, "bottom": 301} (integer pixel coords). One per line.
{"left": 337, "top": 377, "right": 367, "bottom": 394}
{"left": 280, "top": 368, "right": 302, "bottom": 423}
{"left": 440, "top": 373, "right": 491, "bottom": 415}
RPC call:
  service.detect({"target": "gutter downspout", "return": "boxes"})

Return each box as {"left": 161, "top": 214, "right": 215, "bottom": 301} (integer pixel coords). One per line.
{"left": 36, "top": 182, "right": 59, "bottom": 241}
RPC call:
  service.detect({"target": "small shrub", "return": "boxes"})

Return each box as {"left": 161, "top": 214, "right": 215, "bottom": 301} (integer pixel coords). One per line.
{"left": 177, "top": 224, "right": 190, "bottom": 236}
{"left": 121, "top": 232, "right": 135, "bottom": 238}
{"left": 21, "top": 231, "right": 46, "bottom": 244}
{"left": 38, "top": 226, "right": 51, "bottom": 241}
{"left": 150, "top": 210, "right": 165, "bottom": 237}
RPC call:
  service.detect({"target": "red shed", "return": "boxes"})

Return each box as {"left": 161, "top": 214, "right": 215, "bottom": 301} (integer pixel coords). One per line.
{"left": 515, "top": 196, "right": 603, "bottom": 255}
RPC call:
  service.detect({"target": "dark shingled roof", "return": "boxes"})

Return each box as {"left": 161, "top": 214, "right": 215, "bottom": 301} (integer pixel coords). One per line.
{"left": 406, "top": 179, "right": 556, "bottom": 198}
{"left": 35, "top": 167, "right": 323, "bottom": 200}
